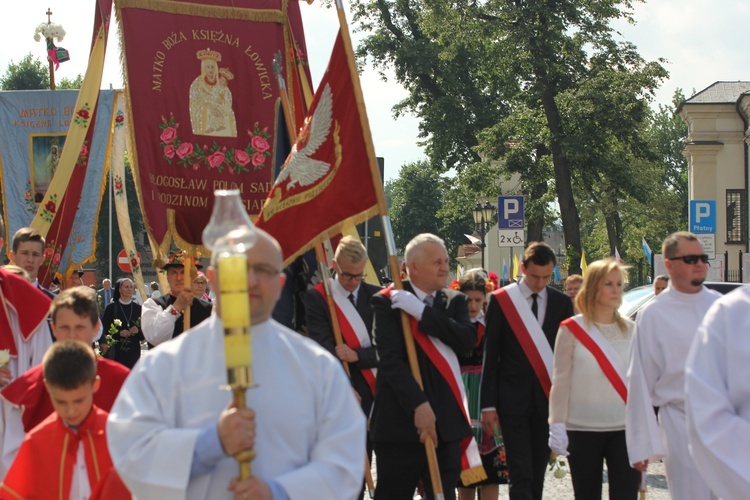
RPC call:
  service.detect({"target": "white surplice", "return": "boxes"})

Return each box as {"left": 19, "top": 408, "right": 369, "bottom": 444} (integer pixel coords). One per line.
{"left": 107, "top": 315, "right": 366, "bottom": 500}
{"left": 686, "top": 286, "right": 750, "bottom": 500}
{"left": 626, "top": 285, "right": 720, "bottom": 499}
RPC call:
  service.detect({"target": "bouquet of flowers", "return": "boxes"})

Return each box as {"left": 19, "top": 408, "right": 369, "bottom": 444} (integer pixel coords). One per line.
{"left": 105, "top": 319, "right": 131, "bottom": 352}
{"left": 549, "top": 453, "right": 568, "bottom": 479}
{"left": 33, "top": 22, "right": 66, "bottom": 42}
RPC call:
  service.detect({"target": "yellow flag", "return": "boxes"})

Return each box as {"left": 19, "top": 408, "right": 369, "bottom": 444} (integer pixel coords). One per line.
{"left": 581, "top": 249, "right": 588, "bottom": 277}
{"left": 513, "top": 253, "right": 520, "bottom": 281}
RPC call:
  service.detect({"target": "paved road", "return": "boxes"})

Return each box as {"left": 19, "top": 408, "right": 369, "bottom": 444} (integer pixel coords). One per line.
{"left": 365, "top": 460, "right": 670, "bottom": 499}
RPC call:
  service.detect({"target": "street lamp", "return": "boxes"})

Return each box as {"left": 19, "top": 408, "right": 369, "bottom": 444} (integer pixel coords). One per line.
{"left": 472, "top": 200, "right": 496, "bottom": 270}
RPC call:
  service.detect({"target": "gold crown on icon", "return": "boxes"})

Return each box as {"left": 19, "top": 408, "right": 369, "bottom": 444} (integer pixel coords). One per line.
{"left": 196, "top": 48, "right": 222, "bottom": 62}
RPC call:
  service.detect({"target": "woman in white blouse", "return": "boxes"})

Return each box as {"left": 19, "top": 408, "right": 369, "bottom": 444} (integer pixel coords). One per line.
{"left": 548, "top": 258, "right": 640, "bottom": 499}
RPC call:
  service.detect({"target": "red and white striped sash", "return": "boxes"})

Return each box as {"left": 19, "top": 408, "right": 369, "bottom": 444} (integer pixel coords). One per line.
{"left": 313, "top": 280, "right": 376, "bottom": 396}
{"left": 493, "top": 283, "right": 553, "bottom": 397}
{"left": 561, "top": 316, "right": 627, "bottom": 403}
{"left": 381, "top": 287, "right": 486, "bottom": 484}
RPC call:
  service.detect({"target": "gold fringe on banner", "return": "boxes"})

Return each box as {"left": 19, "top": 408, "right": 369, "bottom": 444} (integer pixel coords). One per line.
{"left": 117, "top": 0, "right": 286, "bottom": 23}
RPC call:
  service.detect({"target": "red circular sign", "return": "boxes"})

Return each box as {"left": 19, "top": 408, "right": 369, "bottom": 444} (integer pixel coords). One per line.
{"left": 117, "top": 249, "right": 141, "bottom": 273}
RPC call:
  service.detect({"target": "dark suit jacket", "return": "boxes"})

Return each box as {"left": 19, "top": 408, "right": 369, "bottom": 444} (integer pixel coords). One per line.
{"left": 305, "top": 280, "right": 382, "bottom": 416}
{"left": 370, "top": 282, "right": 476, "bottom": 444}
{"left": 480, "top": 284, "right": 574, "bottom": 418}
{"left": 152, "top": 294, "right": 212, "bottom": 339}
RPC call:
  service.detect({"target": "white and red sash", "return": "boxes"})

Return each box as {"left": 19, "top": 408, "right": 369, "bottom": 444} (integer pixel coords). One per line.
{"left": 493, "top": 283, "right": 554, "bottom": 397}
{"left": 561, "top": 316, "right": 627, "bottom": 403}
{"left": 383, "top": 287, "right": 486, "bottom": 485}
{"left": 313, "top": 280, "right": 376, "bottom": 396}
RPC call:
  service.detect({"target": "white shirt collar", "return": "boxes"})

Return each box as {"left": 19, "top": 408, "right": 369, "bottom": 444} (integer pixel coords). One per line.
{"left": 409, "top": 283, "right": 434, "bottom": 303}
{"left": 333, "top": 278, "right": 359, "bottom": 300}
{"left": 518, "top": 278, "right": 547, "bottom": 301}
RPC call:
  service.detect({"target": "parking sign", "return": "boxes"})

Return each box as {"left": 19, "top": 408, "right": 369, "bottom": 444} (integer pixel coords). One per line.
{"left": 497, "top": 196, "right": 524, "bottom": 229}
{"left": 690, "top": 200, "right": 716, "bottom": 234}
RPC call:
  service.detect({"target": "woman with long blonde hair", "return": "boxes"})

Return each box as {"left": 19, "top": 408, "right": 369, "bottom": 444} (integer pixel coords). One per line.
{"left": 548, "top": 258, "right": 640, "bottom": 499}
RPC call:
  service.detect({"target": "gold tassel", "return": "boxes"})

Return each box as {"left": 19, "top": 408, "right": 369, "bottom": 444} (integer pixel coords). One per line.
{"left": 460, "top": 465, "right": 488, "bottom": 486}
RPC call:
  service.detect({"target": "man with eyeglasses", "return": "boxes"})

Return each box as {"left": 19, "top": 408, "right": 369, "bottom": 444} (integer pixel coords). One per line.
{"left": 141, "top": 252, "right": 213, "bottom": 346}
{"left": 626, "top": 231, "right": 721, "bottom": 499}
{"left": 107, "top": 227, "right": 366, "bottom": 499}
{"left": 305, "top": 235, "right": 381, "bottom": 498}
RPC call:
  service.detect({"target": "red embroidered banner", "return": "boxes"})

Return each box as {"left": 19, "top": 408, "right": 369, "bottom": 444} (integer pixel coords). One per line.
{"left": 116, "top": 0, "right": 309, "bottom": 252}
{"left": 255, "top": 31, "right": 381, "bottom": 265}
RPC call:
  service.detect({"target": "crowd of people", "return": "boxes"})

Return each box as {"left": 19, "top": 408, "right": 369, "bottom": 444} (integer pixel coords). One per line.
{"left": 0, "top": 213, "right": 747, "bottom": 499}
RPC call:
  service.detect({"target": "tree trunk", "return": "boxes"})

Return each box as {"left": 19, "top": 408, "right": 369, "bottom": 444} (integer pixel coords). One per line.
{"left": 526, "top": 178, "right": 546, "bottom": 243}
{"left": 537, "top": 81, "right": 582, "bottom": 273}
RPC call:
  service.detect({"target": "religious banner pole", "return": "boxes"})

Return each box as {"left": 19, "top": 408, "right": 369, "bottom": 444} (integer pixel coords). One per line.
{"left": 333, "top": 0, "right": 444, "bottom": 496}
{"left": 203, "top": 189, "right": 258, "bottom": 478}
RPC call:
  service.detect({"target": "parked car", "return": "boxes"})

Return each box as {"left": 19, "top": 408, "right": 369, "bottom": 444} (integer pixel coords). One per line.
{"left": 619, "top": 282, "right": 746, "bottom": 320}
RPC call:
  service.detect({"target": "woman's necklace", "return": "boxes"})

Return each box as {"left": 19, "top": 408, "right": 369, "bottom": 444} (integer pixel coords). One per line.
{"left": 118, "top": 300, "right": 134, "bottom": 327}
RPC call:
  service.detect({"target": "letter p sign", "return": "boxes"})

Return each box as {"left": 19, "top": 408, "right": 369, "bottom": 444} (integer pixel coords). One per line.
{"left": 689, "top": 200, "right": 716, "bottom": 234}
{"left": 498, "top": 196, "right": 525, "bottom": 229}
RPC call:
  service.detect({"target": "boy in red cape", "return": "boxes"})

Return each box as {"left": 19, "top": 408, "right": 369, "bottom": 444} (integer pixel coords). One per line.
{"left": 0, "top": 286, "right": 129, "bottom": 478}
{"left": 0, "top": 339, "right": 128, "bottom": 498}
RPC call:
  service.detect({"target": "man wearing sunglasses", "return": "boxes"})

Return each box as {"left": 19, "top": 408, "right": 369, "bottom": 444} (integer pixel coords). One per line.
{"left": 626, "top": 231, "right": 721, "bottom": 499}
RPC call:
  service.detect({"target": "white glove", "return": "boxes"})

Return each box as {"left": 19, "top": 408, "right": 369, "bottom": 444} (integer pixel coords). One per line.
{"left": 390, "top": 290, "right": 426, "bottom": 320}
{"left": 548, "top": 422, "right": 569, "bottom": 456}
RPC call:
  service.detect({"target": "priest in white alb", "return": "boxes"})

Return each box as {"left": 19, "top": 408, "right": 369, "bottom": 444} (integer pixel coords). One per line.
{"left": 626, "top": 232, "right": 720, "bottom": 499}
{"left": 107, "top": 227, "right": 366, "bottom": 499}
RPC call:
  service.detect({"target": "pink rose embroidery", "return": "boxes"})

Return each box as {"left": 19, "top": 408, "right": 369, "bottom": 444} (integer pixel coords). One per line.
{"left": 176, "top": 142, "right": 194, "bottom": 159}
{"left": 52, "top": 253, "right": 61, "bottom": 265}
{"left": 80, "top": 145, "right": 88, "bottom": 157}
{"left": 44, "top": 247, "right": 54, "bottom": 259}
{"left": 252, "top": 152, "right": 266, "bottom": 167}
{"left": 164, "top": 144, "right": 175, "bottom": 159}
{"left": 251, "top": 136, "right": 270, "bottom": 153}
{"left": 160, "top": 127, "right": 178, "bottom": 144}
{"left": 208, "top": 151, "right": 225, "bottom": 168}
{"left": 234, "top": 150, "right": 250, "bottom": 166}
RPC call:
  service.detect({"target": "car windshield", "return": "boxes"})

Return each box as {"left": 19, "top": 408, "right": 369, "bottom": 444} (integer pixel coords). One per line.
{"left": 618, "top": 285, "right": 654, "bottom": 318}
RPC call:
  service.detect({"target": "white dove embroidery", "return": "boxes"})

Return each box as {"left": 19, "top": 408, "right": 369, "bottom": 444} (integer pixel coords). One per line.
{"left": 274, "top": 83, "right": 333, "bottom": 189}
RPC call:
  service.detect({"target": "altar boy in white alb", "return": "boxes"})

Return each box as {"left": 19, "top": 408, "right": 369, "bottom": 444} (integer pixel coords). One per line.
{"left": 626, "top": 232, "right": 720, "bottom": 499}
{"left": 685, "top": 285, "right": 750, "bottom": 500}
{"left": 107, "top": 228, "right": 366, "bottom": 500}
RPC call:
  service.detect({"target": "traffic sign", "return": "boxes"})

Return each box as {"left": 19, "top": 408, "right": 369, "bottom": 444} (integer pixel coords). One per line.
{"left": 498, "top": 229, "right": 524, "bottom": 247}
{"left": 690, "top": 200, "right": 716, "bottom": 234}
{"left": 497, "top": 196, "right": 524, "bottom": 229}
{"left": 696, "top": 234, "right": 716, "bottom": 260}
{"left": 117, "top": 249, "right": 141, "bottom": 273}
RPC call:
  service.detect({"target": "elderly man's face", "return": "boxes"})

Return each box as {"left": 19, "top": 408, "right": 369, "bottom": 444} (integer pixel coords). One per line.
{"left": 166, "top": 267, "right": 185, "bottom": 294}
{"left": 408, "top": 241, "right": 449, "bottom": 294}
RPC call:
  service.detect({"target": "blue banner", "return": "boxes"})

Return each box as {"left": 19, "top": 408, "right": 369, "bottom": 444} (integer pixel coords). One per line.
{"left": 0, "top": 89, "right": 115, "bottom": 273}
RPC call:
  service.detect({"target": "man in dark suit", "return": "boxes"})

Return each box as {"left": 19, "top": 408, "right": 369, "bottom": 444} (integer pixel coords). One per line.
{"left": 480, "top": 242, "right": 574, "bottom": 500}
{"left": 305, "top": 235, "right": 381, "bottom": 497}
{"left": 141, "top": 252, "right": 212, "bottom": 346}
{"left": 97, "top": 278, "right": 114, "bottom": 314}
{"left": 371, "top": 233, "right": 477, "bottom": 500}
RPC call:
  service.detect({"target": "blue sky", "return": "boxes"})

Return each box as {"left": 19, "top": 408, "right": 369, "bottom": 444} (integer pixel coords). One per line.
{"left": 3, "top": 0, "right": 750, "bottom": 182}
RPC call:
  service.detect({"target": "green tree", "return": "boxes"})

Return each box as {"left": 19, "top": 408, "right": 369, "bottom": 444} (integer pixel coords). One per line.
{"left": 352, "top": 0, "right": 668, "bottom": 273}
{"left": 58, "top": 74, "right": 84, "bottom": 89}
{"left": 0, "top": 53, "right": 49, "bottom": 90}
{"left": 387, "top": 161, "right": 444, "bottom": 252}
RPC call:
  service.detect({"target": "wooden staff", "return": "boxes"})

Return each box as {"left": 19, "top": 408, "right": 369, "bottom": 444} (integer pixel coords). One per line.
{"left": 182, "top": 251, "right": 192, "bottom": 329}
